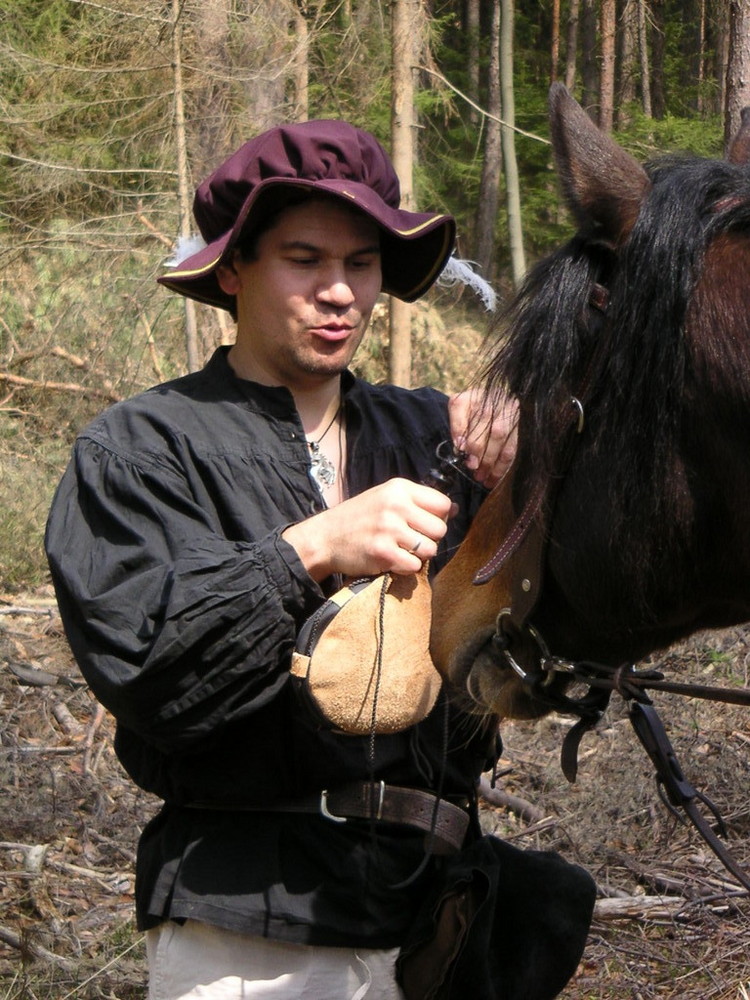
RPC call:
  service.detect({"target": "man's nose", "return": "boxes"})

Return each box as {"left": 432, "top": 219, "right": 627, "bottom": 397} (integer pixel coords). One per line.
{"left": 316, "top": 267, "right": 356, "bottom": 308}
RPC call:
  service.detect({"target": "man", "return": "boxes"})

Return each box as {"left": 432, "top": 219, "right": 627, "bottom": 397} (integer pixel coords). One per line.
{"left": 45, "top": 120, "right": 514, "bottom": 999}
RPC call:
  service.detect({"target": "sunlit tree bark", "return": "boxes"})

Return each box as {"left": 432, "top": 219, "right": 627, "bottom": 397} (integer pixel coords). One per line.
{"left": 564, "top": 0, "right": 580, "bottom": 91}
{"left": 500, "top": 0, "right": 525, "bottom": 285}
{"left": 474, "top": 0, "right": 502, "bottom": 279}
{"left": 638, "top": 0, "right": 653, "bottom": 117}
{"left": 550, "top": 0, "right": 560, "bottom": 82}
{"left": 191, "top": 0, "right": 233, "bottom": 181}
{"left": 651, "top": 0, "right": 666, "bottom": 118}
{"left": 725, "top": 0, "right": 750, "bottom": 151}
{"left": 390, "top": 0, "right": 418, "bottom": 386}
{"left": 716, "top": 0, "right": 731, "bottom": 114}
{"left": 616, "top": 0, "right": 638, "bottom": 127}
{"left": 466, "top": 0, "right": 481, "bottom": 124}
{"left": 600, "top": 0, "right": 616, "bottom": 131}
{"left": 581, "top": 0, "right": 598, "bottom": 117}
{"left": 292, "top": 0, "right": 309, "bottom": 122}
{"left": 171, "top": 0, "right": 200, "bottom": 372}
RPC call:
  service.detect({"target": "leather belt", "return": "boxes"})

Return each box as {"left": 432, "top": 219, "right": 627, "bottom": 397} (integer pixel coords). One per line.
{"left": 185, "top": 782, "right": 470, "bottom": 854}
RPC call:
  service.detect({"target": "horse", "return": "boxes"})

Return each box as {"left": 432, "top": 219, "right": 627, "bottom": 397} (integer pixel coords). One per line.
{"left": 430, "top": 84, "right": 750, "bottom": 730}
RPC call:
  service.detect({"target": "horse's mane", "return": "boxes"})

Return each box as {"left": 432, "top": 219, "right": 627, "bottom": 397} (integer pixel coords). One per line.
{"left": 483, "top": 153, "right": 750, "bottom": 528}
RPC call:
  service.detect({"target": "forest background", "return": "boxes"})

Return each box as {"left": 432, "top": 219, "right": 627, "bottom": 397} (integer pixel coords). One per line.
{"left": 3, "top": 3, "right": 750, "bottom": 998}
{"left": 1, "top": 0, "right": 749, "bottom": 588}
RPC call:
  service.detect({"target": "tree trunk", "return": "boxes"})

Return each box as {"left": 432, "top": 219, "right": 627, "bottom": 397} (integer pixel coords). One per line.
{"left": 234, "top": 0, "right": 292, "bottom": 134}
{"left": 725, "top": 0, "right": 750, "bottom": 152}
{"left": 599, "top": 0, "right": 616, "bottom": 131}
{"left": 550, "top": 0, "right": 561, "bottom": 82}
{"left": 474, "top": 0, "right": 502, "bottom": 279}
{"left": 638, "top": 0, "right": 653, "bottom": 117}
{"left": 293, "top": 0, "right": 309, "bottom": 122}
{"left": 171, "top": 0, "right": 200, "bottom": 373}
{"left": 651, "top": 0, "right": 666, "bottom": 118}
{"left": 390, "top": 0, "right": 418, "bottom": 387}
{"left": 500, "top": 0, "right": 525, "bottom": 286}
{"left": 565, "top": 0, "right": 581, "bottom": 91}
{"left": 192, "top": 0, "right": 233, "bottom": 181}
{"left": 466, "top": 0, "right": 481, "bottom": 124}
{"left": 716, "top": 0, "right": 731, "bottom": 115}
{"left": 697, "top": 0, "right": 706, "bottom": 113}
{"left": 616, "top": 0, "right": 638, "bottom": 127}
{"left": 581, "top": 0, "right": 599, "bottom": 119}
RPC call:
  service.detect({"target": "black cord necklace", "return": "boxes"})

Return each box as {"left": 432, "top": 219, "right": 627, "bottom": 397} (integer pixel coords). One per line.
{"left": 307, "top": 401, "right": 341, "bottom": 493}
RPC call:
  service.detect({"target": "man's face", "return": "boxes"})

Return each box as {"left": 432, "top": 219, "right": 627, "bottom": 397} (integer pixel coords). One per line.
{"left": 219, "top": 197, "right": 383, "bottom": 390}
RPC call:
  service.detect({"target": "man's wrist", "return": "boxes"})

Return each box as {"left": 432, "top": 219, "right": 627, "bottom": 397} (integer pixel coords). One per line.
{"left": 281, "top": 517, "right": 334, "bottom": 582}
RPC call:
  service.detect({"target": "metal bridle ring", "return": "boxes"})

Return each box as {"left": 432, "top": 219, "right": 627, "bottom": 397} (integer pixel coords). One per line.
{"left": 493, "top": 609, "right": 556, "bottom": 688}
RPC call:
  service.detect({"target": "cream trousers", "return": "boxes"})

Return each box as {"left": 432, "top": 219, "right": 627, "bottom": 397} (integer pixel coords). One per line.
{"left": 146, "top": 920, "right": 407, "bottom": 1000}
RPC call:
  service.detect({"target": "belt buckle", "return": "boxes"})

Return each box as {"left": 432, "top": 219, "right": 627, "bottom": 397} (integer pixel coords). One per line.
{"left": 319, "top": 781, "right": 386, "bottom": 824}
{"left": 319, "top": 790, "right": 347, "bottom": 823}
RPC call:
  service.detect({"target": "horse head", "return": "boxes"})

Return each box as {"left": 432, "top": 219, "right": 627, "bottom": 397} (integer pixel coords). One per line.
{"left": 431, "top": 84, "right": 750, "bottom": 721}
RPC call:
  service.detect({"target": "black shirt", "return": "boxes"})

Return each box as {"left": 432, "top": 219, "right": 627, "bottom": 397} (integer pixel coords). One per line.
{"left": 45, "top": 346, "right": 496, "bottom": 948}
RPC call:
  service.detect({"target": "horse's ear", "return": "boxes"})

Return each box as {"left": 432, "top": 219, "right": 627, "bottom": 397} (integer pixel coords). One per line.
{"left": 548, "top": 83, "right": 649, "bottom": 244}
{"left": 727, "top": 107, "right": 750, "bottom": 165}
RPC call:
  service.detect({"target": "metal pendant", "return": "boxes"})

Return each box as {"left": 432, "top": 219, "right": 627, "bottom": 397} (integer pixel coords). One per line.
{"left": 308, "top": 442, "right": 337, "bottom": 492}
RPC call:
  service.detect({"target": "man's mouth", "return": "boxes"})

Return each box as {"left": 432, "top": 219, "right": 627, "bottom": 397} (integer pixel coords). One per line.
{"left": 309, "top": 323, "right": 355, "bottom": 343}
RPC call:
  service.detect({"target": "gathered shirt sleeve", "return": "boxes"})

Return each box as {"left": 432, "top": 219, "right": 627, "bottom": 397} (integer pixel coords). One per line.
{"left": 45, "top": 355, "right": 326, "bottom": 755}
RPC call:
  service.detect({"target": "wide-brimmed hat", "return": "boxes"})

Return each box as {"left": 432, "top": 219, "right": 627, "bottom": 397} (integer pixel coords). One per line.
{"left": 158, "top": 119, "right": 456, "bottom": 311}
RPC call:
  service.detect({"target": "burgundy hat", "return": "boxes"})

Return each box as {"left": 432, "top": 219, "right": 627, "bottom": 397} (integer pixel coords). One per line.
{"left": 158, "top": 119, "right": 456, "bottom": 312}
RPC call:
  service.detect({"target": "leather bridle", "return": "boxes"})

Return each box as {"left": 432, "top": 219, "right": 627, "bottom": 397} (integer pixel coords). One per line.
{"left": 467, "top": 283, "right": 750, "bottom": 893}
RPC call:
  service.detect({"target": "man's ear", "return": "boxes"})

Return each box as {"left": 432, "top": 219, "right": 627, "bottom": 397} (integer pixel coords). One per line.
{"left": 216, "top": 256, "right": 241, "bottom": 296}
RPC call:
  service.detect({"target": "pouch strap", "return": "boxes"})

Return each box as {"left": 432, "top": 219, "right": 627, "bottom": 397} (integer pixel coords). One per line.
{"left": 185, "top": 782, "right": 470, "bottom": 854}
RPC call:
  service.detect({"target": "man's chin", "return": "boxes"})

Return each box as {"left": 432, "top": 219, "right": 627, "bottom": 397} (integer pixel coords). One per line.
{"left": 302, "top": 346, "right": 359, "bottom": 377}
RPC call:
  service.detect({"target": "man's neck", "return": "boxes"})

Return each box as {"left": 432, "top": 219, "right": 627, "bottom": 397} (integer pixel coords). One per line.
{"left": 297, "top": 385, "right": 343, "bottom": 440}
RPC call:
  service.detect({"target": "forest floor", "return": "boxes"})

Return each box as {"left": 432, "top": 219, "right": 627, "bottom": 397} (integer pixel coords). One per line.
{"left": 2, "top": 589, "right": 750, "bottom": 999}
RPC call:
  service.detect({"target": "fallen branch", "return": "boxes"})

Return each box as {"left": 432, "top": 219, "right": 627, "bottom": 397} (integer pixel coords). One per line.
{"left": 136, "top": 204, "right": 173, "bottom": 248}
{"left": 50, "top": 346, "right": 116, "bottom": 393}
{"left": 478, "top": 775, "right": 546, "bottom": 825}
{"left": 0, "top": 922, "right": 76, "bottom": 970}
{"left": 0, "top": 606, "right": 57, "bottom": 617}
{"left": 605, "top": 847, "right": 691, "bottom": 897}
{"left": 0, "top": 370, "right": 121, "bottom": 402}
{"left": 504, "top": 816, "right": 559, "bottom": 840}
{"left": 52, "top": 700, "right": 84, "bottom": 737}
{"left": 82, "top": 702, "right": 107, "bottom": 775}
{"left": 593, "top": 895, "right": 691, "bottom": 921}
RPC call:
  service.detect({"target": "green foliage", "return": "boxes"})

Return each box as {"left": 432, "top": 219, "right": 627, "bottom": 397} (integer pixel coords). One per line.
{"left": 616, "top": 109, "right": 724, "bottom": 162}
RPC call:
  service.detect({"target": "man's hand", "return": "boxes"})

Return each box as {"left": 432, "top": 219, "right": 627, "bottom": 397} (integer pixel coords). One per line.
{"left": 282, "top": 478, "right": 454, "bottom": 582}
{"left": 448, "top": 388, "right": 518, "bottom": 489}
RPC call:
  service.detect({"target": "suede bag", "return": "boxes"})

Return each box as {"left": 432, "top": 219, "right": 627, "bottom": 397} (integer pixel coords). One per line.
{"left": 290, "top": 567, "right": 442, "bottom": 735}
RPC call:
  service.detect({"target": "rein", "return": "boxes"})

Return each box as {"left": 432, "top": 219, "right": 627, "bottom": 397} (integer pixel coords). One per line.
{"left": 469, "top": 283, "right": 750, "bottom": 893}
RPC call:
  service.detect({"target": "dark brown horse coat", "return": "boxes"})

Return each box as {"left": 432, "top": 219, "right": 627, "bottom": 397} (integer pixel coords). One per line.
{"left": 431, "top": 86, "right": 750, "bottom": 721}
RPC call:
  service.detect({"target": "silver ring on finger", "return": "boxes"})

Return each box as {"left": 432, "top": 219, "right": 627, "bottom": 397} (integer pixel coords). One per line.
{"left": 407, "top": 535, "right": 423, "bottom": 555}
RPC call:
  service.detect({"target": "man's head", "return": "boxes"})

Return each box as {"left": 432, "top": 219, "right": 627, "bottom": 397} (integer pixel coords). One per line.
{"left": 158, "top": 120, "right": 456, "bottom": 313}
